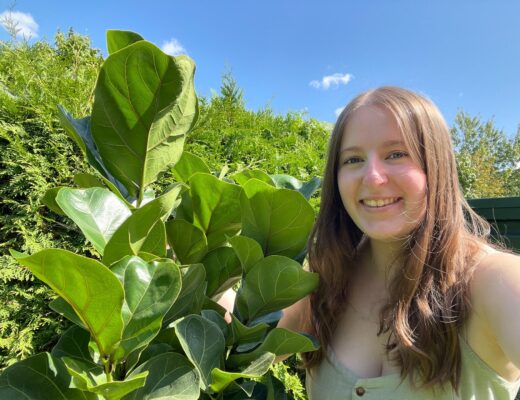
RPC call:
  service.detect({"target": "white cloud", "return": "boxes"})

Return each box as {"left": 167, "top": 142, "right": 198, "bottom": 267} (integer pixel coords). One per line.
{"left": 161, "top": 38, "right": 186, "bottom": 56}
{"left": 335, "top": 107, "right": 345, "bottom": 117}
{"left": 310, "top": 72, "right": 352, "bottom": 90}
{"left": 0, "top": 11, "right": 38, "bottom": 39}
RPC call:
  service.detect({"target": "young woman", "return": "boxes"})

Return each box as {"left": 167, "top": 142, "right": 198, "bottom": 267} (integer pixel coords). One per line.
{"left": 279, "top": 87, "right": 520, "bottom": 399}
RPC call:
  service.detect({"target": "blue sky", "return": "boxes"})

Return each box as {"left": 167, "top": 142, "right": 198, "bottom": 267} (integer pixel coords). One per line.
{"left": 1, "top": 1, "right": 519, "bottom": 137}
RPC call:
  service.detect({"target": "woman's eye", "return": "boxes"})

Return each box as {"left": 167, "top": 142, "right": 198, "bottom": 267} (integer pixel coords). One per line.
{"left": 344, "top": 157, "right": 363, "bottom": 164}
{"left": 388, "top": 151, "right": 408, "bottom": 160}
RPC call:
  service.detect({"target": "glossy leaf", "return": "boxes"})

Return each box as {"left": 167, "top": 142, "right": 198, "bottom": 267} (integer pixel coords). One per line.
{"left": 190, "top": 173, "right": 242, "bottom": 251}
{"left": 58, "top": 106, "right": 130, "bottom": 200}
{"left": 231, "top": 169, "right": 274, "bottom": 187}
{"left": 0, "top": 352, "right": 96, "bottom": 399}
{"left": 210, "top": 352, "right": 275, "bottom": 393}
{"left": 240, "top": 179, "right": 315, "bottom": 258}
{"left": 103, "top": 184, "right": 184, "bottom": 265}
{"left": 11, "top": 249, "right": 124, "bottom": 356}
{"left": 56, "top": 187, "right": 131, "bottom": 255}
{"left": 201, "top": 246, "right": 241, "bottom": 298}
{"left": 165, "top": 219, "right": 208, "bottom": 264}
{"left": 62, "top": 356, "right": 148, "bottom": 400}
{"left": 173, "top": 315, "right": 225, "bottom": 390}
{"left": 163, "top": 264, "right": 206, "bottom": 325}
{"left": 123, "top": 353, "right": 199, "bottom": 400}
{"left": 171, "top": 151, "right": 210, "bottom": 183}
{"left": 107, "top": 30, "right": 144, "bottom": 54}
{"left": 227, "top": 328, "right": 318, "bottom": 368}
{"left": 91, "top": 41, "right": 198, "bottom": 200}
{"left": 110, "top": 257, "right": 182, "bottom": 361}
{"left": 228, "top": 235, "right": 264, "bottom": 274}
{"left": 236, "top": 255, "right": 318, "bottom": 321}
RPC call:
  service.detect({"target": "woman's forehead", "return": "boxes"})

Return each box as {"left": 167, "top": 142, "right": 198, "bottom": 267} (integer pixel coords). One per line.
{"left": 340, "top": 105, "right": 404, "bottom": 148}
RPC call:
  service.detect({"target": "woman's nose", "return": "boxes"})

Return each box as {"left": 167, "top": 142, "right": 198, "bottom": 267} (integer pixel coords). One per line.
{"left": 362, "top": 158, "right": 388, "bottom": 186}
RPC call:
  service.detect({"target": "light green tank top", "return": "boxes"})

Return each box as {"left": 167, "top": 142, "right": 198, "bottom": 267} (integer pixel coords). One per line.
{"left": 306, "top": 334, "right": 520, "bottom": 399}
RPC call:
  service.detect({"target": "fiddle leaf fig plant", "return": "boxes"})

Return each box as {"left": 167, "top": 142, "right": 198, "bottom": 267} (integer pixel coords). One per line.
{"left": 0, "top": 30, "right": 320, "bottom": 400}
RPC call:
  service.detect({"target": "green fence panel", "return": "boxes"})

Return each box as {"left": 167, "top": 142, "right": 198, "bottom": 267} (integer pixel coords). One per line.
{"left": 468, "top": 196, "right": 520, "bottom": 251}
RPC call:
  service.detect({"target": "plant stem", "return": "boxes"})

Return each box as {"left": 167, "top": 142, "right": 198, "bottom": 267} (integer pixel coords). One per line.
{"left": 102, "top": 356, "right": 113, "bottom": 383}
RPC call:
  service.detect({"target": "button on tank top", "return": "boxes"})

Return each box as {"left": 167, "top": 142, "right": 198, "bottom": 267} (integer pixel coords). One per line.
{"left": 306, "top": 334, "right": 520, "bottom": 399}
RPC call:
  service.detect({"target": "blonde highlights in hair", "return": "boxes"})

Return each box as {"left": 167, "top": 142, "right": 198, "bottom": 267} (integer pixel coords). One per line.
{"left": 303, "top": 87, "right": 491, "bottom": 392}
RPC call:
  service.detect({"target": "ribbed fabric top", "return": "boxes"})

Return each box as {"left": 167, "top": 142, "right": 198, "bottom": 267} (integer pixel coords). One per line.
{"left": 306, "top": 335, "right": 520, "bottom": 400}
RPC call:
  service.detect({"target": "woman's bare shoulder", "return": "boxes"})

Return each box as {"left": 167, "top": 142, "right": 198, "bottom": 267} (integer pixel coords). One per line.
{"left": 277, "top": 295, "right": 312, "bottom": 334}
{"left": 469, "top": 247, "right": 520, "bottom": 370}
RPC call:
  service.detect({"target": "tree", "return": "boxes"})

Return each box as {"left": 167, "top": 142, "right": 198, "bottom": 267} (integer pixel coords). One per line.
{"left": 451, "top": 112, "right": 520, "bottom": 198}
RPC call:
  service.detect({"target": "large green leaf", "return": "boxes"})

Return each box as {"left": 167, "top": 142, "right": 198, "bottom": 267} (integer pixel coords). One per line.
{"left": 123, "top": 353, "right": 199, "bottom": 400}
{"left": 56, "top": 187, "right": 131, "bottom": 255}
{"left": 190, "top": 173, "right": 242, "bottom": 251}
{"left": 228, "top": 236, "right": 264, "bottom": 274}
{"left": 165, "top": 219, "right": 208, "bottom": 264}
{"left": 62, "top": 357, "right": 148, "bottom": 400}
{"left": 210, "top": 352, "right": 274, "bottom": 393}
{"left": 227, "top": 328, "right": 319, "bottom": 368}
{"left": 91, "top": 41, "right": 198, "bottom": 200}
{"left": 107, "top": 30, "right": 144, "bottom": 54}
{"left": 11, "top": 249, "right": 124, "bottom": 356}
{"left": 0, "top": 352, "right": 96, "bottom": 399}
{"left": 173, "top": 315, "right": 225, "bottom": 391}
{"left": 163, "top": 264, "right": 206, "bottom": 325}
{"left": 240, "top": 179, "right": 315, "bottom": 258}
{"left": 236, "top": 255, "right": 318, "bottom": 322}
{"left": 171, "top": 151, "right": 210, "bottom": 183}
{"left": 58, "top": 106, "right": 131, "bottom": 200}
{"left": 103, "top": 184, "right": 184, "bottom": 265}
{"left": 110, "top": 257, "right": 182, "bottom": 362}
{"left": 201, "top": 246, "right": 242, "bottom": 298}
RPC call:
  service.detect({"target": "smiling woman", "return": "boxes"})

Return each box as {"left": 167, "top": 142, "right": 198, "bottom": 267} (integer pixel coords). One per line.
{"left": 278, "top": 87, "right": 520, "bottom": 399}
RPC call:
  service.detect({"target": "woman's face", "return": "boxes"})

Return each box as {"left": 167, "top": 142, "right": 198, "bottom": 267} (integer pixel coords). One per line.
{"left": 337, "top": 105, "right": 427, "bottom": 242}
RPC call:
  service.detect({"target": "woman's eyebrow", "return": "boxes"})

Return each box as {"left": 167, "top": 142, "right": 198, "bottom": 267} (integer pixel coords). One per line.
{"left": 340, "top": 140, "right": 406, "bottom": 154}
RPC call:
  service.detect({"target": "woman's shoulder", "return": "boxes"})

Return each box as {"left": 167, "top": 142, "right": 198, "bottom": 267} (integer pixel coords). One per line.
{"left": 467, "top": 246, "right": 520, "bottom": 378}
{"left": 470, "top": 247, "right": 520, "bottom": 298}
{"left": 277, "top": 295, "right": 312, "bottom": 334}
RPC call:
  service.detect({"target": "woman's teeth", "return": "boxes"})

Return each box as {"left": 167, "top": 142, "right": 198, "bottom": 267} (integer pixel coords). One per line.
{"left": 363, "top": 198, "right": 400, "bottom": 207}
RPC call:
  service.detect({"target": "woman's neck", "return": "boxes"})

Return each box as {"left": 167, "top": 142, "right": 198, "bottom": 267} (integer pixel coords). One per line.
{"left": 357, "top": 237, "right": 406, "bottom": 285}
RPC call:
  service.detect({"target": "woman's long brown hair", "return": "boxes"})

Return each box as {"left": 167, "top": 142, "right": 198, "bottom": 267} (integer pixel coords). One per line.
{"left": 303, "top": 87, "right": 492, "bottom": 393}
